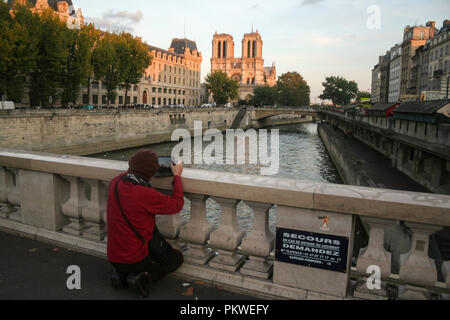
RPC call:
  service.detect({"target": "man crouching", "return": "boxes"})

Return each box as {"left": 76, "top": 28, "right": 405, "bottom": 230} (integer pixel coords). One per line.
{"left": 107, "top": 149, "right": 184, "bottom": 297}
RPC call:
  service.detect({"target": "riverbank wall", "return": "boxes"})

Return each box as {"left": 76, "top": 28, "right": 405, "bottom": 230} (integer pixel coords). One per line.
{"left": 317, "top": 123, "right": 377, "bottom": 188}
{"left": 0, "top": 108, "right": 241, "bottom": 156}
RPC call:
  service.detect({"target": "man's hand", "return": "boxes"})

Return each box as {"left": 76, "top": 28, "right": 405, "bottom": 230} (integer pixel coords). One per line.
{"left": 171, "top": 161, "right": 184, "bottom": 177}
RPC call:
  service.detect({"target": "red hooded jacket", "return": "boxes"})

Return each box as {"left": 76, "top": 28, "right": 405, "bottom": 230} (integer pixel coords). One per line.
{"left": 106, "top": 173, "right": 184, "bottom": 264}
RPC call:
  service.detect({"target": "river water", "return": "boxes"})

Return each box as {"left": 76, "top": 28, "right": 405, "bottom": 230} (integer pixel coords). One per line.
{"left": 89, "top": 122, "right": 342, "bottom": 233}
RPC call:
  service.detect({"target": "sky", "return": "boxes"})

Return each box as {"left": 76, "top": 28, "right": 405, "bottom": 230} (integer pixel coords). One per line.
{"left": 74, "top": 0, "right": 450, "bottom": 102}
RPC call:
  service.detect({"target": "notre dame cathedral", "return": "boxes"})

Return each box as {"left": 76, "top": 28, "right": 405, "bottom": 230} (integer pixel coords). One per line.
{"left": 211, "top": 30, "right": 277, "bottom": 100}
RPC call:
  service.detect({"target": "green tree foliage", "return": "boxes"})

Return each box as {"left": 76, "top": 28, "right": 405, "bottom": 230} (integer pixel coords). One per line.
{"left": 60, "top": 24, "right": 98, "bottom": 106}
{"left": 29, "top": 9, "right": 70, "bottom": 107}
{"left": 0, "top": 3, "right": 151, "bottom": 107}
{"left": 205, "top": 71, "right": 239, "bottom": 106}
{"left": 92, "top": 33, "right": 122, "bottom": 105}
{"left": 276, "top": 72, "right": 310, "bottom": 107}
{"left": 356, "top": 91, "right": 371, "bottom": 101}
{"left": 117, "top": 32, "right": 152, "bottom": 105}
{"left": 252, "top": 85, "right": 278, "bottom": 107}
{"left": 0, "top": 2, "right": 40, "bottom": 102}
{"left": 319, "top": 76, "right": 359, "bottom": 106}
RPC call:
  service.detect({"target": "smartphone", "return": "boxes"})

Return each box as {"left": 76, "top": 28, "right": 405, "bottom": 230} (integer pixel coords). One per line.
{"left": 154, "top": 156, "right": 176, "bottom": 177}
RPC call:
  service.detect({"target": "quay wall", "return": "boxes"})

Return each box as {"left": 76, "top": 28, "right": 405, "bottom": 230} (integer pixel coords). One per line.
{"left": 317, "top": 123, "right": 376, "bottom": 188}
{"left": 0, "top": 108, "right": 241, "bottom": 156}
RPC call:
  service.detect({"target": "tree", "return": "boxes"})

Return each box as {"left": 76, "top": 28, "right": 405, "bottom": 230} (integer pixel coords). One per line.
{"left": 29, "top": 8, "right": 69, "bottom": 107}
{"left": 117, "top": 32, "right": 151, "bottom": 105}
{"left": 205, "top": 71, "right": 239, "bottom": 106}
{"left": 252, "top": 85, "right": 278, "bottom": 107}
{"left": 79, "top": 24, "right": 101, "bottom": 106}
{"left": 60, "top": 25, "right": 96, "bottom": 107}
{"left": 59, "top": 23, "right": 100, "bottom": 107}
{"left": 356, "top": 90, "right": 371, "bottom": 102}
{"left": 92, "top": 33, "right": 122, "bottom": 105}
{"left": 0, "top": 2, "right": 40, "bottom": 103}
{"left": 319, "top": 76, "right": 359, "bottom": 106}
{"left": 276, "top": 72, "right": 310, "bottom": 107}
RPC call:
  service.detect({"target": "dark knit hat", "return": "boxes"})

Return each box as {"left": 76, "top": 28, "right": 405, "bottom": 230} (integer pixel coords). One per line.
{"left": 128, "top": 149, "right": 160, "bottom": 181}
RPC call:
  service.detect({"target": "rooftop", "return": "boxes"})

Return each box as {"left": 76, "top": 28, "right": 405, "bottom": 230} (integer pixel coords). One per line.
{"left": 170, "top": 38, "right": 198, "bottom": 55}
{"left": 394, "top": 100, "right": 450, "bottom": 114}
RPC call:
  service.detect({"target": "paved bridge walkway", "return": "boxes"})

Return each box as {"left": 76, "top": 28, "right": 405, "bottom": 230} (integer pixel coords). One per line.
{"left": 0, "top": 231, "right": 258, "bottom": 300}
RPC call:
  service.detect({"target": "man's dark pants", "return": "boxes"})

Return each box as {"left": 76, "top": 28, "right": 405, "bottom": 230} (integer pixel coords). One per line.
{"left": 111, "top": 243, "right": 184, "bottom": 282}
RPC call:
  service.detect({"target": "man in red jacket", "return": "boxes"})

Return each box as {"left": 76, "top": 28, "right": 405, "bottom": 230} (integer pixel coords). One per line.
{"left": 106, "top": 149, "right": 184, "bottom": 296}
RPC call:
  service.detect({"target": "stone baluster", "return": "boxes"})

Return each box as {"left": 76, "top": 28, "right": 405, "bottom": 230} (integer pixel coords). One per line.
{"left": 6, "top": 168, "right": 21, "bottom": 221}
{"left": 61, "top": 176, "right": 89, "bottom": 236}
{"left": 354, "top": 217, "right": 393, "bottom": 300}
{"left": 81, "top": 179, "right": 107, "bottom": 241}
{"left": 156, "top": 189, "right": 187, "bottom": 251}
{"left": 208, "top": 197, "right": 246, "bottom": 272}
{"left": 179, "top": 193, "right": 215, "bottom": 264}
{"left": 442, "top": 261, "right": 450, "bottom": 300}
{"left": 239, "top": 201, "right": 274, "bottom": 279}
{"left": 100, "top": 180, "right": 111, "bottom": 242}
{"left": 398, "top": 222, "right": 442, "bottom": 300}
{"left": 0, "top": 167, "right": 15, "bottom": 218}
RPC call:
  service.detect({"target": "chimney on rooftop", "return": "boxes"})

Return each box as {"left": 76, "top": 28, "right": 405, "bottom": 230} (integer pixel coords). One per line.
{"left": 426, "top": 21, "right": 436, "bottom": 29}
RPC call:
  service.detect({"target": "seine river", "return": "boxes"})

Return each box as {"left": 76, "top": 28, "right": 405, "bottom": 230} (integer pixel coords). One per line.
{"left": 89, "top": 122, "right": 342, "bottom": 233}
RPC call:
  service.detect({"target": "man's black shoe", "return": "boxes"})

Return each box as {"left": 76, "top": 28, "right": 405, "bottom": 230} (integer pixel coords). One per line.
{"left": 126, "top": 272, "right": 150, "bottom": 298}
{"left": 111, "top": 268, "right": 128, "bottom": 289}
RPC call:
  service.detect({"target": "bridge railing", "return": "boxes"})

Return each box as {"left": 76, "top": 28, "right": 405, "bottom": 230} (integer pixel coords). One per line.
{"left": 320, "top": 109, "right": 450, "bottom": 148}
{"left": 0, "top": 148, "right": 449, "bottom": 300}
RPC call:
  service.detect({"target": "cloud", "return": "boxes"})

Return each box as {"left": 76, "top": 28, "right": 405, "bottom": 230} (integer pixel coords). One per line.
{"left": 300, "top": 0, "right": 325, "bottom": 6}
{"left": 85, "top": 10, "right": 144, "bottom": 33}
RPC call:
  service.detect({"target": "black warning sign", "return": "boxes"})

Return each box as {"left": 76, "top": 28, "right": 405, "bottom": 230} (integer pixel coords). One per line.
{"left": 275, "top": 227, "right": 349, "bottom": 273}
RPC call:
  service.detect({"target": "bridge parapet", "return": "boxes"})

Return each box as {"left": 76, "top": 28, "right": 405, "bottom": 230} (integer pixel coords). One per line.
{"left": 0, "top": 148, "right": 449, "bottom": 300}
{"left": 320, "top": 109, "right": 450, "bottom": 194}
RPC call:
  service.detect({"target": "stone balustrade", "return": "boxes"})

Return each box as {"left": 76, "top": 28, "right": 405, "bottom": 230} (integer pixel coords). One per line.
{"left": 0, "top": 148, "right": 449, "bottom": 300}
